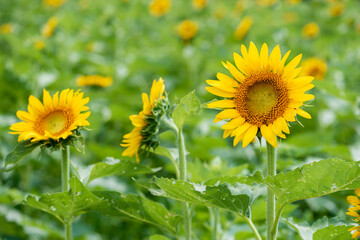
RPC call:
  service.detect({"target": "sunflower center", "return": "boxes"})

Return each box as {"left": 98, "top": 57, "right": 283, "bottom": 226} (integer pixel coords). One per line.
{"left": 234, "top": 71, "right": 289, "bottom": 126}
{"left": 34, "top": 109, "right": 73, "bottom": 136}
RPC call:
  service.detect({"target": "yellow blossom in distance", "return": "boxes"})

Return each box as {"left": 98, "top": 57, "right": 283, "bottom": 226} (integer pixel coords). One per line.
{"left": 256, "top": 0, "right": 278, "bottom": 7}
{"left": 0, "top": 23, "right": 14, "bottom": 34}
{"left": 234, "top": 16, "right": 253, "bottom": 41}
{"left": 328, "top": 2, "right": 344, "bottom": 17}
{"left": 300, "top": 58, "right": 327, "bottom": 80}
{"left": 43, "top": 0, "right": 67, "bottom": 8}
{"left": 206, "top": 42, "right": 315, "bottom": 148}
{"left": 192, "top": 0, "right": 208, "bottom": 10}
{"left": 9, "top": 89, "right": 90, "bottom": 142}
{"left": 177, "top": 20, "right": 198, "bottom": 41}
{"left": 76, "top": 75, "right": 113, "bottom": 88}
{"left": 149, "top": 0, "right": 171, "bottom": 17}
{"left": 121, "top": 78, "right": 166, "bottom": 162}
{"left": 35, "top": 40, "right": 46, "bottom": 50}
{"left": 42, "top": 17, "right": 59, "bottom": 38}
{"left": 302, "top": 22, "right": 319, "bottom": 39}
{"left": 347, "top": 189, "right": 360, "bottom": 239}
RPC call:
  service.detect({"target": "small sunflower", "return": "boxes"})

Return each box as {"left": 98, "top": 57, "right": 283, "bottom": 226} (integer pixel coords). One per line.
{"left": 192, "top": 0, "right": 208, "bottom": 10}
{"left": 42, "top": 16, "right": 59, "bottom": 38}
{"left": 76, "top": 75, "right": 113, "bottom": 88}
{"left": 206, "top": 42, "right": 314, "bottom": 148}
{"left": 0, "top": 23, "right": 14, "bottom": 34}
{"left": 300, "top": 58, "right": 327, "bottom": 80}
{"left": 43, "top": 0, "right": 66, "bottom": 8}
{"left": 149, "top": 0, "right": 171, "bottom": 17}
{"left": 121, "top": 78, "right": 170, "bottom": 162}
{"left": 35, "top": 40, "right": 46, "bottom": 50}
{"left": 256, "top": 0, "right": 278, "bottom": 7}
{"left": 234, "top": 16, "right": 253, "bottom": 41}
{"left": 347, "top": 189, "right": 360, "bottom": 239}
{"left": 328, "top": 2, "right": 344, "bottom": 17}
{"left": 302, "top": 22, "right": 319, "bottom": 39}
{"left": 9, "top": 89, "right": 90, "bottom": 143}
{"left": 177, "top": 20, "right": 198, "bottom": 41}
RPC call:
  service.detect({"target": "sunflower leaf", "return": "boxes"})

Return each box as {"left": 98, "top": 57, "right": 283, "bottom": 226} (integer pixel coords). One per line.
{"left": 313, "top": 224, "right": 351, "bottom": 240}
{"left": 265, "top": 158, "right": 360, "bottom": 209}
{"left": 172, "top": 90, "right": 201, "bottom": 129}
{"left": 93, "top": 191, "right": 181, "bottom": 235}
{"left": 140, "top": 177, "right": 253, "bottom": 216}
{"left": 3, "top": 140, "right": 41, "bottom": 172}
{"left": 84, "top": 157, "right": 160, "bottom": 185}
{"left": 25, "top": 176, "right": 103, "bottom": 224}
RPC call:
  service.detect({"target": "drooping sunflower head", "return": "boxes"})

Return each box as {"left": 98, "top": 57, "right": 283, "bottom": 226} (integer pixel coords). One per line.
{"left": 347, "top": 189, "right": 360, "bottom": 239}
{"left": 177, "top": 20, "right": 198, "bottom": 41}
{"left": 149, "top": 0, "right": 171, "bottom": 17}
{"left": 121, "top": 78, "right": 171, "bottom": 162}
{"left": 206, "top": 42, "right": 314, "bottom": 148}
{"left": 9, "top": 89, "right": 90, "bottom": 147}
{"left": 300, "top": 58, "right": 327, "bottom": 80}
{"left": 234, "top": 16, "right": 253, "bottom": 41}
{"left": 76, "top": 75, "right": 113, "bottom": 88}
{"left": 302, "top": 22, "right": 319, "bottom": 39}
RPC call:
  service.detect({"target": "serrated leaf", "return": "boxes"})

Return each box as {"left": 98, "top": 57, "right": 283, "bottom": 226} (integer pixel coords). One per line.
{"left": 25, "top": 176, "right": 103, "bottom": 224}
{"left": 144, "top": 177, "right": 251, "bottom": 216}
{"left": 265, "top": 158, "right": 360, "bottom": 208}
{"left": 3, "top": 140, "right": 41, "bottom": 172}
{"left": 313, "top": 225, "right": 350, "bottom": 240}
{"left": 84, "top": 157, "right": 160, "bottom": 184}
{"left": 93, "top": 191, "right": 180, "bottom": 235}
{"left": 172, "top": 90, "right": 201, "bottom": 129}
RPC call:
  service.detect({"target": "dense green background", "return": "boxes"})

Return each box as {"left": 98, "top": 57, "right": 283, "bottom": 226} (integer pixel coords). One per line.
{"left": 1, "top": 0, "right": 360, "bottom": 239}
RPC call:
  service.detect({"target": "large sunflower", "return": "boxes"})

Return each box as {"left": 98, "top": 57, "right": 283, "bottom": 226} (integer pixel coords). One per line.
{"left": 347, "top": 189, "right": 360, "bottom": 239}
{"left": 121, "top": 78, "right": 166, "bottom": 162}
{"left": 9, "top": 89, "right": 90, "bottom": 142}
{"left": 206, "top": 42, "right": 314, "bottom": 148}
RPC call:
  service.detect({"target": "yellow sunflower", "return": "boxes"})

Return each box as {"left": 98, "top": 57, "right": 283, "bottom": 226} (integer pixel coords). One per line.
{"left": 42, "top": 16, "right": 59, "bottom": 38}
{"left": 347, "top": 189, "right": 360, "bottom": 239}
{"left": 76, "top": 75, "right": 113, "bottom": 88}
{"left": 328, "top": 2, "right": 344, "bottom": 17}
{"left": 43, "top": 0, "right": 67, "bottom": 8}
{"left": 206, "top": 42, "right": 314, "bottom": 148}
{"left": 149, "top": 0, "right": 171, "bottom": 17}
{"left": 177, "top": 20, "right": 198, "bottom": 41}
{"left": 300, "top": 58, "right": 327, "bottom": 80}
{"left": 9, "top": 89, "right": 90, "bottom": 142}
{"left": 121, "top": 78, "right": 166, "bottom": 162}
{"left": 192, "top": 0, "right": 208, "bottom": 10}
{"left": 302, "top": 22, "right": 319, "bottom": 39}
{"left": 0, "top": 23, "right": 14, "bottom": 34}
{"left": 234, "top": 16, "right": 253, "bottom": 41}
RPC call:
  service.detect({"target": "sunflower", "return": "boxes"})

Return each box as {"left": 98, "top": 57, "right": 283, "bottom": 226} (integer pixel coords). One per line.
{"left": 192, "top": 0, "right": 208, "bottom": 10}
{"left": 0, "top": 23, "right": 14, "bottom": 34}
{"left": 34, "top": 40, "right": 45, "bottom": 50}
{"left": 328, "top": 2, "right": 344, "bottom": 17}
{"left": 43, "top": 0, "right": 67, "bottom": 8}
{"left": 149, "top": 0, "right": 171, "bottom": 17}
{"left": 177, "top": 20, "right": 198, "bottom": 41}
{"left": 76, "top": 75, "right": 113, "bottom": 88}
{"left": 206, "top": 42, "right": 314, "bottom": 148}
{"left": 300, "top": 58, "right": 327, "bottom": 80}
{"left": 9, "top": 89, "right": 90, "bottom": 143}
{"left": 42, "top": 16, "right": 59, "bottom": 38}
{"left": 234, "top": 16, "right": 253, "bottom": 41}
{"left": 121, "top": 78, "right": 169, "bottom": 162}
{"left": 347, "top": 189, "right": 360, "bottom": 239}
{"left": 302, "top": 22, "right": 319, "bottom": 39}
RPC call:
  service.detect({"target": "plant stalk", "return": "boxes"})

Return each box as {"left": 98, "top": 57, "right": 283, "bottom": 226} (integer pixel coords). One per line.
{"left": 62, "top": 146, "right": 72, "bottom": 240}
{"left": 266, "top": 141, "right": 277, "bottom": 240}
{"left": 178, "top": 128, "right": 191, "bottom": 240}
{"left": 210, "top": 208, "right": 219, "bottom": 240}
{"left": 243, "top": 217, "right": 262, "bottom": 240}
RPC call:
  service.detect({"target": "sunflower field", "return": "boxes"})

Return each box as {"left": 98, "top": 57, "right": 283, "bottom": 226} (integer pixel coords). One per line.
{"left": 1, "top": 0, "right": 360, "bottom": 239}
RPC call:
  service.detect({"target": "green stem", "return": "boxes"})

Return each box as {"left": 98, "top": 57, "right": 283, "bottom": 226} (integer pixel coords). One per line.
{"left": 178, "top": 128, "right": 191, "bottom": 240}
{"left": 243, "top": 217, "right": 262, "bottom": 240}
{"left": 210, "top": 208, "right": 219, "bottom": 240}
{"left": 62, "top": 146, "right": 72, "bottom": 240}
{"left": 271, "top": 205, "right": 285, "bottom": 238}
{"left": 266, "top": 141, "right": 277, "bottom": 240}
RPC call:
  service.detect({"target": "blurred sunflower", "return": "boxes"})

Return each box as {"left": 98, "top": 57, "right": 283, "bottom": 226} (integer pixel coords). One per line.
{"left": 192, "top": 0, "right": 208, "bottom": 10}
{"left": 256, "top": 0, "right": 278, "bottom": 7}
{"left": 302, "top": 22, "right": 319, "bottom": 39}
{"left": 43, "top": 0, "right": 66, "bottom": 8}
{"left": 149, "top": 0, "right": 171, "bottom": 17}
{"left": 234, "top": 16, "right": 253, "bottom": 40}
{"left": 9, "top": 89, "right": 90, "bottom": 143}
{"left": 206, "top": 42, "right": 314, "bottom": 148}
{"left": 286, "top": 0, "right": 301, "bottom": 4}
{"left": 347, "top": 189, "right": 360, "bottom": 239}
{"left": 121, "top": 78, "right": 171, "bottom": 162}
{"left": 0, "top": 23, "right": 14, "bottom": 34}
{"left": 328, "top": 2, "right": 344, "bottom": 17}
{"left": 76, "top": 75, "right": 113, "bottom": 88}
{"left": 177, "top": 20, "right": 198, "bottom": 41}
{"left": 300, "top": 58, "right": 327, "bottom": 80}
{"left": 42, "top": 16, "right": 59, "bottom": 38}
{"left": 34, "top": 40, "right": 45, "bottom": 50}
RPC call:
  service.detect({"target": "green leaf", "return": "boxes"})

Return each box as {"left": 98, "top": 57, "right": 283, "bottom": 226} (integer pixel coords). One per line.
{"left": 84, "top": 157, "right": 160, "bottom": 184}
{"left": 313, "top": 225, "right": 351, "bottom": 240}
{"left": 144, "top": 177, "right": 254, "bottom": 216}
{"left": 149, "top": 235, "right": 171, "bottom": 240}
{"left": 25, "top": 176, "right": 103, "bottom": 224}
{"left": 93, "top": 191, "right": 181, "bottom": 235}
{"left": 3, "top": 140, "right": 41, "bottom": 172}
{"left": 265, "top": 158, "right": 360, "bottom": 208}
{"left": 172, "top": 90, "right": 201, "bottom": 129}
{"left": 284, "top": 217, "right": 350, "bottom": 240}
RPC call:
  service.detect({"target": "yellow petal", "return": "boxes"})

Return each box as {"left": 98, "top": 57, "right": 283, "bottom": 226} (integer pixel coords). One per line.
{"left": 261, "top": 125, "right": 277, "bottom": 148}
{"left": 221, "top": 116, "right": 246, "bottom": 129}
{"left": 242, "top": 125, "right": 258, "bottom": 148}
{"left": 207, "top": 100, "right": 235, "bottom": 109}
{"left": 296, "top": 108, "right": 311, "bottom": 119}
{"left": 226, "top": 61, "right": 245, "bottom": 82}
{"left": 259, "top": 43, "right": 269, "bottom": 70}
{"left": 206, "top": 87, "right": 235, "bottom": 98}
{"left": 214, "top": 109, "right": 240, "bottom": 123}
{"left": 217, "top": 72, "right": 238, "bottom": 87}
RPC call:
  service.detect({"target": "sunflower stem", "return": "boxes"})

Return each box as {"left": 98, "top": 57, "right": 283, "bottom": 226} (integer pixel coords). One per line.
{"left": 243, "top": 216, "right": 262, "bottom": 240}
{"left": 266, "top": 141, "right": 277, "bottom": 240}
{"left": 210, "top": 208, "right": 219, "bottom": 240}
{"left": 61, "top": 146, "right": 72, "bottom": 240}
{"left": 178, "top": 128, "right": 191, "bottom": 240}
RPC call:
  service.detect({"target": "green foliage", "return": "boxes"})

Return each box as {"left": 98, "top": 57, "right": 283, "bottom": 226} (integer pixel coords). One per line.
{"left": 84, "top": 157, "right": 160, "bottom": 185}
{"left": 172, "top": 90, "right": 201, "bottom": 129}
{"left": 4, "top": 140, "right": 41, "bottom": 172}
{"left": 313, "top": 225, "right": 351, "bottom": 240}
